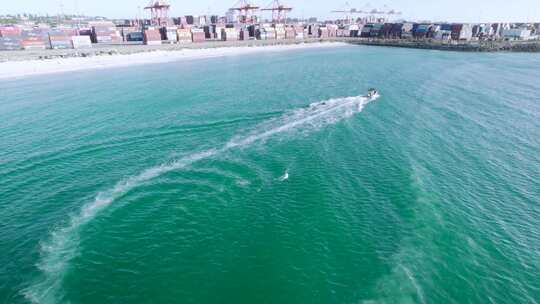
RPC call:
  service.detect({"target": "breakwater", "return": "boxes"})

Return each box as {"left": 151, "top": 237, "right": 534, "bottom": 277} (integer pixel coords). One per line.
{"left": 348, "top": 38, "right": 540, "bottom": 52}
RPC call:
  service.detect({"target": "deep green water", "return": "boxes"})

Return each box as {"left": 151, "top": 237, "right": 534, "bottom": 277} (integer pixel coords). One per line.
{"left": 1, "top": 45, "right": 539, "bottom": 304}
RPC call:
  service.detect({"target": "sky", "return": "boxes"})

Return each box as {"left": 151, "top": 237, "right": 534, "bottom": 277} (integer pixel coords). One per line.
{"left": 2, "top": 0, "right": 540, "bottom": 22}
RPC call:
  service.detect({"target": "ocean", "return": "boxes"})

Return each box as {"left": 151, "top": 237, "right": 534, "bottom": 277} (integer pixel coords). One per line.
{"left": 0, "top": 45, "right": 538, "bottom": 304}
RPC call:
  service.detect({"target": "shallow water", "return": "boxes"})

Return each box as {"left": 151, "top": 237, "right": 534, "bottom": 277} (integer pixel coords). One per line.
{"left": 0, "top": 45, "right": 539, "bottom": 304}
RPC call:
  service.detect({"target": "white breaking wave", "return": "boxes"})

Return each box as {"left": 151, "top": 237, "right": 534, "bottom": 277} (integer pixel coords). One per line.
{"left": 279, "top": 170, "right": 289, "bottom": 181}
{"left": 23, "top": 94, "right": 378, "bottom": 303}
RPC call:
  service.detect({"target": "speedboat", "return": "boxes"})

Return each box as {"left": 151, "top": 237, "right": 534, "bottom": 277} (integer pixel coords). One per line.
{"left": 366, "top": 88, "right": 379, "bottom": 99}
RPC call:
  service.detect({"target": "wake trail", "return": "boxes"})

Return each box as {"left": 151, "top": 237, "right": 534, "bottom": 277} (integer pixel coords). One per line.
{"left": 23, "top": 94, "right": 378, "bottom": 303}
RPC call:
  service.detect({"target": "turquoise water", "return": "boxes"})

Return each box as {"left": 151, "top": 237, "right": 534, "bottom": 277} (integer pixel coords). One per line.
{"left": 0, "top": 45, "right": 539, "bottom": 304}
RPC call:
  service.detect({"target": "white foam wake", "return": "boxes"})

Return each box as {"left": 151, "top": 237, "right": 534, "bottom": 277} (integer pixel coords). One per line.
{"left": 23, "top": 94, "right": 377, "bottom": 303}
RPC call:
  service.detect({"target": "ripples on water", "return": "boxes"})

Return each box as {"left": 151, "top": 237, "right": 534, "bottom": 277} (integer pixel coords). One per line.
{"left": 0, "top": 46, "right": 538, "bottom": 304}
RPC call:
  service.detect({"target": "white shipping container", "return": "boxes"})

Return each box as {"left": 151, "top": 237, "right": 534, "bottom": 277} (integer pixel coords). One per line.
{"left": 72, "top": 36, "right": 92, "bottom": 48}
{"left": 215, "top": 27, "right": 224, "bottom": 40}
{"left": 167, "top": 31, "right": 177, "bottom": 42}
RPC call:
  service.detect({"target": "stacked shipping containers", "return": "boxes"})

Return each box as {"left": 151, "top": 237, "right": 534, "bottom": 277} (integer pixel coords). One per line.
{"left": 308, "top": 25, "right": 319, "bottom": 38}
{"left": 90, "top": 22, "right": 121, "bottom": 44}
{"left": 294, "top": 25, "right": 305, "bottom": 39}
{"left": 0, "top": 26, "right": 22, "bottom": 50}
{"left": 120, "top": 27, "right": 141, "bottom": 42}
{"left": 191, "top": 28, "right": 205, "bottom": 42}
{"left": 360, "top": 24, "right": 372, "bottom": 38}
{"left": 0, "top": 26, "right": 21, "bottom": 37}
{"left": 413, "top": 24, "right": 431, "bottom": 39}
{"left": 285, "top": 27, "right": 295, "bottom": 39}
{"left": 336, "top": 28, "right": 347, "bottom": 37}
{"left": 379, "top": 23, "right": 393, "bottom": 38}
{"left": 239, "top": 29, "right": 249, "bottom": 40}
{"left": 401, "top": 23, "right": 414, "bottom": 39}
{"left": 388, "top": 23, "right": 403, "bottom": 38}
{"left": 161, "top": 26, "right": 178, "bottom": 42}
{"left": 450, "top": 24, "right": 463, "bottom": 40}
{"left": 370, "top": 23, "right": 384, "bottom": 37}
{"left": 222, "top": 28, "right": 239, "bottom": 41}
{"left": 434, "top": 24, "right": 452, "bottom": 40}
{"left": 72, "top": 35, "right": 92, "bottom": 48}
{"left": 48, "top": 28, "right": 77, "bottom": 49}
{"left": 215, "top": 26, "right": 224, "bottom": 40}
{"left": 126, "top": 32, "right": 144, "bottom": 42}
{"left": 450, "top": 24, "right": 473, "bottom": 40}
{"left": 327, "top": 24, "right": 338, "bottom": 37}
{"left": 318, "top": 27, "right": 329, "bottom": 38}
{"left": 21, "top": 29, "right": 48, "bottom": 50}
{"left": 274, "top": 24, "right": 286, "bottom": 40}
{"left": 262, "top": 25, "right": 276, "bottom": 40}
{"left": 203, "top": 26, "right": 213, "bottom": 39}
{"left": 144, "top": 29, "right": 162, "bottom": 45}
{"left": 349, "top": 24, "right": 360, "bottom": 37}
{"left": 177, "top": 28, "right": 192, "bottom": 43}
{"left": 0, "top": 37, "right": 21, "bottom": 50}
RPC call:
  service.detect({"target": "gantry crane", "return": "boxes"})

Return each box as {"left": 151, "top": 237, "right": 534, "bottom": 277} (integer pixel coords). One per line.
{"left": 144, "top": 0, "right": 170, "bottom": 26}
{"left": 261, "top": 0, "right": 293, "bottom": 24}
{"left": 331, "top": 2, "right": 365, "bottom": 24}
{"left": 230, "top": 0, "right": 260, "bottom": 24}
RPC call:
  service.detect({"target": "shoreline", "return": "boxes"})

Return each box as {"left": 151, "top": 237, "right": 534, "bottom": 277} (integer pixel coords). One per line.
{"left": 0, "top": 40, "right": 347, "bottom": 80}
{"left": 1, "top": 37, "right": 539, "bottom": 80}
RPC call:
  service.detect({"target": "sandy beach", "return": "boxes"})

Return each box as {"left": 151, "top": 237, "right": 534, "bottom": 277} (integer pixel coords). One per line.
{"left": 0, "top": 40, "right": 347, "bottom": 80}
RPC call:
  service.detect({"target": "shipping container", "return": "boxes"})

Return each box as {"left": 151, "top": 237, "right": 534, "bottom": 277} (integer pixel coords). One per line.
{"left": 263, "top": 27, "right": 276, "bottom": 40}
{"left": 360, "top": 24, "right": 373, "bottom": 38}
{"left": 0, "top": 37, "right": 21, "bottom": 50}
{"left": 239, "top": 29, "right": 249, "bottom": 40}
{"left": 91, "top": 22, "right": 121, "bottom": 44}
{"left": 126, "top": 32, "right": 144, "bottom": 42}
{"left": 144, "top": 29, "right": 162, "bottom": 45}
{"left": 215, "top": 27, "right": 224, "bottom": 40}
{"left": 191, "top": 28, "right": 206, "bottom": 42}
{"left": 327, "top": 24, "right": 338, "bottom": 37}
{"left": 222, "top": 28, "right": 239, "bottom": 41}
{"left": 401, "top": 23, "right": 414, "bottom": 39}
{"left": 379, "top": 23, "right": 393, "bottom": 38}
{"left": 318, "top": 27, "right": 329, "bottom": 38}
{"left": 21, "top": 37, "right": 47, "bottom": 50}
{"left": 72, "top": 35, "right": 92, "bottom": 48}
{"left": 177, "top": 28, "right": 192, "bottom": 43}
{"left": 0, "top": 26, "right": 22, "bottom": 37}
{"left": 49, "top": 35, "right": 73, "bottom": 49}
{"left": 160, "top": 26, "right": 178, "bottom": 42}
{"left": 285, "top": 27, "right": 295, "bottom": 39}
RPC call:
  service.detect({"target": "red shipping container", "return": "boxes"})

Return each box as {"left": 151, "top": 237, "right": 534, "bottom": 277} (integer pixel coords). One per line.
{"left": 0, "top": 26, "right": 21, "bottom": 37}
{"left": 191, "top": 32, "right": 205, "bottom": 42}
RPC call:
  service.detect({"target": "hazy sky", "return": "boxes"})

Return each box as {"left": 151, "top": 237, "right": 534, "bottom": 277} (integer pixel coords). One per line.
{"left": 3, "top": 0, "right": 540, "bottom": 22}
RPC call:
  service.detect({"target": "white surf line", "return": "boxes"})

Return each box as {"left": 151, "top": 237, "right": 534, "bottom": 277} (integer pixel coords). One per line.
{"left": 23, "top": 94, "right": 377, "bottom": 303}
{"left": 0, "top": 42, "right": 346, "bottom": 80}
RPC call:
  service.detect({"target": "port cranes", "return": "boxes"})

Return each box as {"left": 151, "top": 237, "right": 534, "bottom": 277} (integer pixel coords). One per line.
{"left": 230, "top": 0, "right": 260, "bottom": 24}
{"left": 332, "top": 3, "right": 402, "bottom": 23}
{"left": 261, "top": 0, "right": 293, "bottom": 24}
{"left": 144, "top": 0, "right": 170, "bottom": 26}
